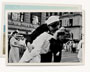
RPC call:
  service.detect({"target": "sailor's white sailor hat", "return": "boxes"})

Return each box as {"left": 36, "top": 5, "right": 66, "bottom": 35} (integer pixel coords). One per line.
{"left": 45, "top": 16, "right": 60, "bottom": 25}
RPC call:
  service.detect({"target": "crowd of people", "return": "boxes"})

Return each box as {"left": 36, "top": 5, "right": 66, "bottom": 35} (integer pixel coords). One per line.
{"left": 8, "top": 16, "right": 82, "bottom": 63}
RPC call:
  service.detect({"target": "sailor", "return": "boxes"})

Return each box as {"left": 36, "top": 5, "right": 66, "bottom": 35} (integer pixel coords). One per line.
{"left": 41, "top": 16, "right": 60, "bottom": 62}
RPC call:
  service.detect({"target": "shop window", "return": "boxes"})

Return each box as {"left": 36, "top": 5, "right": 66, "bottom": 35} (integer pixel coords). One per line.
{"left": 54, "top": 12, "right": 58, "bottom": 15}
{"left": 31, "top": 12, "right": 41, "bottom": 25}
{"left": 20, "top": 12, "right": 25, "bottom": 22}
{"left": 70, "top": 12, "right": 73, "bottom": 14}
{"left": 50, "top": 12, "right": 52, "bottom": 16}
{"left": 69, "top": 19, "right": 73, "bottom": 26}
{"left": 8, "top": 12, "right": 12, "bottom": 20}
{"left": 63, "top": 12, "right": 68, "bottom": 15}
{"left": 59, "top": 12, "right": 62, "bottom": 16}
{"left": 46, "top": 12, "right": 49, "bottom": 16}
{"left": 12, "top": 12, "right": 20, "bottom": 21}
{"left": 60, "top": 20, "right": 62, "bottom": 27}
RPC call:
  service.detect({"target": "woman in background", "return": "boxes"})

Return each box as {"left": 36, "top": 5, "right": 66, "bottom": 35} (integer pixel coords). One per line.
{"left": 9, "top": 31, "right": 23, "bottom": 63}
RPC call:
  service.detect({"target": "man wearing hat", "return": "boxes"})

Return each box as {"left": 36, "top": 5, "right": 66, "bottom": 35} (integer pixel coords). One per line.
{"left": 40, "top": 16, "right": 61, "bottom": 62}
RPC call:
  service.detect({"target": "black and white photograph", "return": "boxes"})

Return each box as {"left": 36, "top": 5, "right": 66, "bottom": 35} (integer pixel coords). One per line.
{"left": 6, "top": 11, "right": 84, "bottom": 65}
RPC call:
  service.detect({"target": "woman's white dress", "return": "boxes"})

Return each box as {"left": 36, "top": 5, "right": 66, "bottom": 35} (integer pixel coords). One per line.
{"left": 19, "top": 32, "right": 53, "bottom": 63}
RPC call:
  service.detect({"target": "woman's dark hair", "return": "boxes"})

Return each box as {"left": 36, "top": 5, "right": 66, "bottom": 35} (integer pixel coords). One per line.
{"left": 12, "top": 31, "right": 18, "bottom": 36}
{"left": 57, "top": 32, "right": 65, "bottom": 38}
{"left": 48, "top": 21, "right": 60, "bottom": 28}
{"left": 48, "top": 21, "right": 60, "bottom": 33}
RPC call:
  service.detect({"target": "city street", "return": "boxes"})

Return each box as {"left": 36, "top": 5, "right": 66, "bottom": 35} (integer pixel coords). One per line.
{"left": 61, "top": 51, "right": 79, "bottom": 62}
{"left": 7, "top": 12, "right": 82, "bottom": 63}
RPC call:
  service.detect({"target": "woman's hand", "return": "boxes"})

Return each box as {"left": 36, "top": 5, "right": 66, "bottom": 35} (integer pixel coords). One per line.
{"left": 27, "top": 42, "right": 34, "bottom": 52}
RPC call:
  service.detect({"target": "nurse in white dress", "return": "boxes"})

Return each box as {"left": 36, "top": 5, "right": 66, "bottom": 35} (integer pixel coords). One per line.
{"left": 9, "top": 33, "right": 21, "bottom": 63}
{"left": 19, "top": 32, "right": 53, "bottom": 63}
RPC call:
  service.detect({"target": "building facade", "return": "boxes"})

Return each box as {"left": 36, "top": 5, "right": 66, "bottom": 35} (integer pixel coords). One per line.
{"left": 8, "top": 12, "right": 82, "bottom": 40}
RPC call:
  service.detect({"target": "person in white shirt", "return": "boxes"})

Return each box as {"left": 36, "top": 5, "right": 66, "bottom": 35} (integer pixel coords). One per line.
{"left": 77, "top": 40, "right": 82, "bottom": 62}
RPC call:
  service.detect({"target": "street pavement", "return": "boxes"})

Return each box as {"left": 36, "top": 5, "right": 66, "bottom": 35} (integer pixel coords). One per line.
{"left": 61, "top": 50, "right": 80, "bottom": 62}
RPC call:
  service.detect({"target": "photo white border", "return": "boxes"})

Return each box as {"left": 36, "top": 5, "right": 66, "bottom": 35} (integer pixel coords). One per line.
{"left": 0, "top": 2, "right": 5, "bottom": 57}
{"left": 5, "top": 10, "right": 85, "bottom": 66}
{"left": 3, "top": 2, "right": 82, "bottom": 10}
